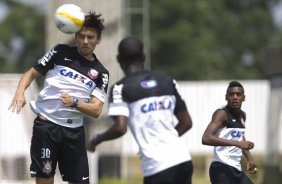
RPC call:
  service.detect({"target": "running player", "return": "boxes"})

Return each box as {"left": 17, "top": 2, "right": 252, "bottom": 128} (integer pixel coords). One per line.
{"left": 8, "top": 12, "right": 109, "bottom": 184}
{"left": 202, "top": 81, "right": 257, "bottom": 184}
{"left": 87, "top": 37, "right": 193, "bottom": 184}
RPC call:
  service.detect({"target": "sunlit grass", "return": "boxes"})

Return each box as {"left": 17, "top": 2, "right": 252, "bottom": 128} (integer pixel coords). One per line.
{"left": 98, "top": 154, "right": 271, "bottom": 184}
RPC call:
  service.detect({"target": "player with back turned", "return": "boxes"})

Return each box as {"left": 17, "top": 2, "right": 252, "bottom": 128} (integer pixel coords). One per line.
{"left": 202, "top": 81, "right": 258, "bottom": 184}
{"left": 87, "top": 37, "right": 194, "bottom": 184}
{"left": 8, "top": 12, "right": 109, "bottom": 184}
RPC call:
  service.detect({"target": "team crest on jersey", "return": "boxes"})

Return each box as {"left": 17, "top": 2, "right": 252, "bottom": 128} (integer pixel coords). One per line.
{"left": 88, "top": 68, "right": 99, "bottom": 79}
{"left": 42, "top": 160, "right": 52, "bottom": 174}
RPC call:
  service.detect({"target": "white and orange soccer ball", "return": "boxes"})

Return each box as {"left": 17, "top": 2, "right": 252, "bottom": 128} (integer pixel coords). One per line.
{"left": 54, "top": 4, "right": 85, "bottom": 34}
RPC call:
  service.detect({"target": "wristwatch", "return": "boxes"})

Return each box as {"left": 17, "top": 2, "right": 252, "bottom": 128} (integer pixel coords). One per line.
{"left": 71, "top": 97, "right": 79, "bottom": 108}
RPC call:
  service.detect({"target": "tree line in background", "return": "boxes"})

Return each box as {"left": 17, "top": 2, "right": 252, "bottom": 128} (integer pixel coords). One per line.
{"left": 0, "top": 0, "right": 281, "bottom": 80}
{"left": 0, "top": 0, "right": 45, "bottom": 74}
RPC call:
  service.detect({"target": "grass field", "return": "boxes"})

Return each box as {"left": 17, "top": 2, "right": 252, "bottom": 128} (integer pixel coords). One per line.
{"left": 98, "top": 154, "right": 271, "bottom": 184}
{"left": 100, "top": 177, "right": 210, "bottom": 184}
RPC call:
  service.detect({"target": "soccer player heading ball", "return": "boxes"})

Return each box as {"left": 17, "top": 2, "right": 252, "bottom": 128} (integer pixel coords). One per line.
{"left": 9, "top": 11, "right": 109, "bottom": 184}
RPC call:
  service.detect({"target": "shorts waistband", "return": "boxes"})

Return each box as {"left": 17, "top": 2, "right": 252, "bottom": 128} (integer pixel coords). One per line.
{"left": 38, "top": 115, "right": 48, "bottom": 120}
{"left": 36, "top": 115, "right": 52, "bottom": 123}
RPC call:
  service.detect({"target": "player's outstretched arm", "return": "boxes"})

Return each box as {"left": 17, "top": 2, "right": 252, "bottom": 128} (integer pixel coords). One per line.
{"left": 8, "top": 67, "right": 40, "bottom": 114}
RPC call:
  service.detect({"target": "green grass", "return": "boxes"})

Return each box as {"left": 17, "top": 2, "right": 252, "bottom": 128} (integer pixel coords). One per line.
{"left": 99, "top": 177, "right": 210, "bottom": 184}
{"left": 100, "top": 178, "right": 137, "bottom": 184}
{"left": 98, "top": 154, "right": 280, "bottom": 184}
{"left": 99, "top": 176, "right": 210, "bottom": 184}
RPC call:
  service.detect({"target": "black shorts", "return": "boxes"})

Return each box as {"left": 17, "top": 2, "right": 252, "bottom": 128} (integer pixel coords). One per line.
{"left": 30, "top": 116, "right": 89, "bottom": 183}
{"left": 143, "top": 160, "right": 193, "bottom": 184}
{"left": 209, "top": 161, "right": 253, "bottom": 184}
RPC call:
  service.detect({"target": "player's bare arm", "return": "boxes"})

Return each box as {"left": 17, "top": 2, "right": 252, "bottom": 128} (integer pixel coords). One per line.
{"left": 243, "top": 148, "right": 258, "bottom": 174}
{"left": 61, "top": 94, "right": 104, "bottom": 118}
{"left": 175, "top": 110, "right": 193, "bottom": 136}
{"left": 8, "top": 67, "right": 40, "bottom": 114}
{"left": 87, "top": 116, "right": 128, "bottom": 152}
{"left": 202, "top": 109, "right": 252, "bottom": 148}
{"left": 242, "top": 135, "right": 258, "bottom": 174}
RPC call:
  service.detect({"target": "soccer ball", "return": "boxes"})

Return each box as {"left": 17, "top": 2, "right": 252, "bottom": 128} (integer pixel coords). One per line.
{"left": 54, "top": 4, "right": 85, "bottom": 34}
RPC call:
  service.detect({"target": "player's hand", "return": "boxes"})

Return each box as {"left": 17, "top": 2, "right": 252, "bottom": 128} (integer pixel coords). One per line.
{"left": 237, "top": 140, "right": 254, "bottom": 150}
{"left": 8, "top": 95, "right": 26, "bottom": 114}
{"left": 61, "top": 93, "right": 74, "bottom": 107}
{"left": 87, "top": 134, "right": 101, "bottom": 152}
{"left": 87, "top": 141, "right": 96, "bottom": 152}
{"left": 247, "top": 160, "right": 258, "bottom": 174}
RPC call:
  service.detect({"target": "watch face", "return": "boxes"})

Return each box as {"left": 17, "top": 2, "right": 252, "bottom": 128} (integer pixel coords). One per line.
{"left": 71, "top": 98, "right": 79, "bottom": 108}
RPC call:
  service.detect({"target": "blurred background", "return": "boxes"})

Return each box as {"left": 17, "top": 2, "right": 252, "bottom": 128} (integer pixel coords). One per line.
{"left": 0, "top": 0, "right": 281, "bottom": 183}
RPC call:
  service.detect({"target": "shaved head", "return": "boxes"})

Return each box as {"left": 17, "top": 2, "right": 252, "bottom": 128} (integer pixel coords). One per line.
{"left": 118, "top": 37, "right": 145, "bottom": 63}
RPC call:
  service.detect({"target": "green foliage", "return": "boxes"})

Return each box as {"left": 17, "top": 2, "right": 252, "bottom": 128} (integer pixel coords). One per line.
{"left": 0, "top": 0, "right": 279, "bottom": 80}
{"left": 149, "top": 0, "right": 275, "bottom": 80}
{"left": 0, "top": 0, "right": 45, "bottom": 73}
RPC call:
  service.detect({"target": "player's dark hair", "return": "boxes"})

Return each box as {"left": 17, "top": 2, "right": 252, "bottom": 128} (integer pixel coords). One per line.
{"left": 227, "top": 81, "right": 244, "bottom": 93}
{"left": 118, "top": 37, "right": 145, "bottom": 63}
{"left": 83, "top": 11, "right": 104, "bottom": 38}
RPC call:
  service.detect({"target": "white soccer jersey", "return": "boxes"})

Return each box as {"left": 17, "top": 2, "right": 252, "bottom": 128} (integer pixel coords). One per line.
{"left": 30, "top": 44, "right": 109, "bottom": 128}
{"left": 108, "top": 70, "right": 191, "bottom": 176}
{"left": 212, "top": 106, "right": 246, "bottom": 171}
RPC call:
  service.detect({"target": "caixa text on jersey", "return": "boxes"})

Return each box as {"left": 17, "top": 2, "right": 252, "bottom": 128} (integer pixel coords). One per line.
{"left": 60, "top": 69, "right": 94, "bottom": 88}
{"left": 141, "top": 98, "right": 174, "bottom": 113}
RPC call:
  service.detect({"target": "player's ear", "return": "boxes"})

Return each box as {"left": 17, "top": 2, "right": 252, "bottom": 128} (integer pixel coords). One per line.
{"left": 117, "top": 54, "right": 121, "bottom": 63}
{"left": 242, "top": 95, "right": 245, "bottom": 101}
{"left": 97, "top": 37, "right": 101, "bottom": 44}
